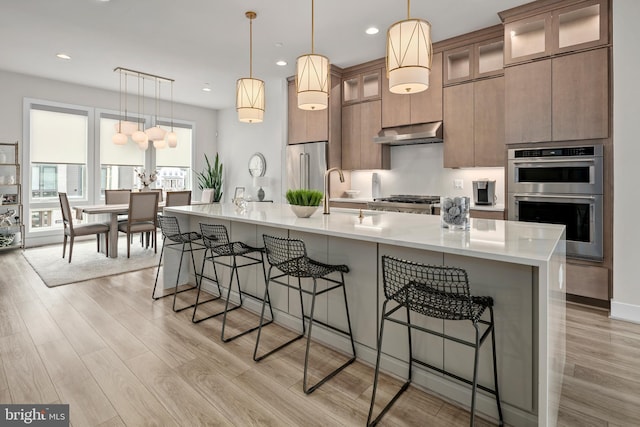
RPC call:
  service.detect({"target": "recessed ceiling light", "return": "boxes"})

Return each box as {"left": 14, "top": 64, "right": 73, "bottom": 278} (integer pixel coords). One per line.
{"left": 275, "top": 42, "right": 284, "bottom": 48}
{"left": 276, "top": 60, "right": 287, "bottom": 66}
{"left": 366, "top": 27, "right": 379, "bottom": 35}
{"left": 56, "top": 53, "right": 71, "bottom": 60}
{"left": 202, "top": 84, "right": 212, "bottom": 92}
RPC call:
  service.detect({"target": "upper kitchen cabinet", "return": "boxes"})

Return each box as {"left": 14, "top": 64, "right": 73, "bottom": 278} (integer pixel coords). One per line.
{"left": 441, "top": 25, "right": 505, "bottom": 86}
{"left": 287, "top": 78, "right": 328, "bottom": 144}
{"left": 444, "top": 37, "right": 504, "bottom": 85}
{"left": 288, "top": 67, "right": 344, "bottom": 168}
{"left": 505, "top": 47, "right": 608, "bottom": 144}
{"left": 342, "top": 100, "right": 389, "bottom": 170}
{"left": 381, "top": 52, "right": 443, "bottom": 128}
{"left": 444, "top": 77, "right": 505, "bottom": 168}
{"left": 342, "top": 66, "right": 381, "bottom": 105}
{"left": 503, "top": 0, "right": 609, "bottom": 66}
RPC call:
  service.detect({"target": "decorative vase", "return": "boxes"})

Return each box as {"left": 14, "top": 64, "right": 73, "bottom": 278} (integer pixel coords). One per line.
{"left": 141, "top": 184, "right": 150, "bottom": 192}
{"left": 441, "top": 196, "right": 470, "bottom": 230}
{"left": 257, "top": 186, "right": 265, "bottom": 201}
{"left": 290, "top": 205, "right": 319, "bottom": 218}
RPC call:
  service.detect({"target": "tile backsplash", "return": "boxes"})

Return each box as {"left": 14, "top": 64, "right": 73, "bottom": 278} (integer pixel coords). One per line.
{"left": 349, "top": 143, "right": 505, "bottom": 204}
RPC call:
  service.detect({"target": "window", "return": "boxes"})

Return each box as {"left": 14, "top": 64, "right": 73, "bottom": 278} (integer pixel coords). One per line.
{"left": 99, "top": 114, "right": 145, "bottom": 195}
{"left": 155, "top": 121, "right": 193, "bottom": 191}
{"left": 28, "top": 104, "right": 89, "bottom": 231}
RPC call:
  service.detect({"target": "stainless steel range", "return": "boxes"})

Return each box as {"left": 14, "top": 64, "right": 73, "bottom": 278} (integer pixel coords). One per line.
{"left": 367, "top": 195, "right": 439, "bottom": 214}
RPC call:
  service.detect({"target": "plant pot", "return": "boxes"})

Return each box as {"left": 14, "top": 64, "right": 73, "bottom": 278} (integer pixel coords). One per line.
{"left": 290, "top": 205, "right": 319, "bottom": 218}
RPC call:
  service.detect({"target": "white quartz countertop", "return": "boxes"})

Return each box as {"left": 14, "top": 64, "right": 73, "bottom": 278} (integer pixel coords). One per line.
{"left": 165, "top": 203, "right": 565, "bottom": 266}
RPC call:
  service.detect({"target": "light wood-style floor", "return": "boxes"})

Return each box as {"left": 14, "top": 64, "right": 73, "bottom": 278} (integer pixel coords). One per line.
{"left": 0, "top": 250, "right": 637, "bottom": 426}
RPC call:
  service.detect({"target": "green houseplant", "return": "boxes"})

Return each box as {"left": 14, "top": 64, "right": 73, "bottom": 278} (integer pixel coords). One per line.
{"left": 196, "top": 153, "right": 223, "bottom": 202}
{"left": 286, "top": 189, "right": 323, "bottom": 218}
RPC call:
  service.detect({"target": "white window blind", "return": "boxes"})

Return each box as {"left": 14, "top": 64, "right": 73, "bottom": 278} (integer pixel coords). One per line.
{"left": 155, "top": 125, "right": 192, "bottom": 168}
{"left": 100, "top": 116, "right": 145, "bottom": 166}
{"left": 30, "top": 107, "right": 88, "bottom": 164}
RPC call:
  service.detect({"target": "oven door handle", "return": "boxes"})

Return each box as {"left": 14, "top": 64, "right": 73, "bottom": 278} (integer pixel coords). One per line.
{"left": 512, "top": 158, "right": 596, "bottom": 165}
{"left": 513, "top": 193, "right": 597, "bottom": 201}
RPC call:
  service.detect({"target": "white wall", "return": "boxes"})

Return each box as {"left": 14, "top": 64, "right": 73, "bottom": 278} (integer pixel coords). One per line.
{"left": 349, "top": 143, "right": 505, "bottom": 205}
{"left": 611, "top": 1, "right": 640, "bottom": 322}
{"left": 216, "top": 78, "right": 287, "bottom": 203}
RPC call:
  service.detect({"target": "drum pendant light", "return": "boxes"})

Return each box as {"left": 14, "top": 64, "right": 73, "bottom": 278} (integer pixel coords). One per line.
{"left": 387, "top": 0, "right": 432, "bottom": 94}
{"left": 237, "top": 11, "right": 265, "bottom": 123}
{"left": 296, "top": 0, "right": 329, "bottom": 110}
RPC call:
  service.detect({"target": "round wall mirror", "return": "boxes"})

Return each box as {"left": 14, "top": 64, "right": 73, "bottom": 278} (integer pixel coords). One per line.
{"left": 248, "top": 152, "right": 266, "bottom": 177}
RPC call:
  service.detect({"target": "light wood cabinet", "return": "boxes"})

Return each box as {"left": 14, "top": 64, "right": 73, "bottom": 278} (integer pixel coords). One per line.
{"left": 505, "top": 48, "right": 608, "bottom": 144}
{"left": 343, "top": 69, "right": 381, "bottom": 105}
{"left": 552, "top": 47, "right": 609, "bottom": 141}
{"left": 470, "top": 210, "right": 505, "bottom": 220}
{"left": 566, "top": 262, "right": 609, "bottom": 301}
{"left": 504, "top": 0, "right": 608, "bottom": 66}
{"left": 382, "top": 52, "right": 443, "bottom": 128}
{"left": 342, "top": 100, "right": 389, "bottom": 170}
{"left": 504, "top": 59, "right": 552, "bottom": 144}
{"left": 443, "top": 77, "right": 504, "bottom": 168}
{"left": 444, "top": 38, "right": 504, "bottom": 85}
{"left": 287, "top": 79, "right": 328, "bottom": 144}
{"left": 443, "top": 83, "right": 474, "bottom": 168}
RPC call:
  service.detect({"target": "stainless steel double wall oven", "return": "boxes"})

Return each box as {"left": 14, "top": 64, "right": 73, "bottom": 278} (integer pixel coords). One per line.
{"left": 508, "top": 145, "right": 604, "bottom": 260}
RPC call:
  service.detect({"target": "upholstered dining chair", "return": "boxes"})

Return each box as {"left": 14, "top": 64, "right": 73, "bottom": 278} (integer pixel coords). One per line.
{"left": 58, "top": 192, "right": 110, "bottom": 263}
{"left": 165, "top": 190, "right": 191, "bottom": 207}
{"left": 117, "top": 191, "right": 159, "bottom": 258}
{"left": 105, "top": 189, "right": 131, "bottom": 204}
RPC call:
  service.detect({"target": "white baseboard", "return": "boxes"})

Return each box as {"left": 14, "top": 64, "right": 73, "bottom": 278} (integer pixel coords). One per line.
{"left": 610, "top": 300, "right": 640, "bottom": 324}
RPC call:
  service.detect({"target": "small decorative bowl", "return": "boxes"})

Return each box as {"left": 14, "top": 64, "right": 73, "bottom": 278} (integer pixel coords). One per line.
{"left": 345, "top": 190, "right": 361, "bottom": 198}
{"left": 290, "top": 205, "right": 320, "bottom": 218}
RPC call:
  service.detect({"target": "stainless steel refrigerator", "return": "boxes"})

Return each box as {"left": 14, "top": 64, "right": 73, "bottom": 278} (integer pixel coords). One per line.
{"left": 286, "top": 141, "right": 327, "bottom": 192}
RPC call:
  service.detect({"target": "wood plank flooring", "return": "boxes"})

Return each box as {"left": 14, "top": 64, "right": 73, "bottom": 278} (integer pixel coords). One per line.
{"left": 1, "top": 250, "right": 638, "bottom": 426}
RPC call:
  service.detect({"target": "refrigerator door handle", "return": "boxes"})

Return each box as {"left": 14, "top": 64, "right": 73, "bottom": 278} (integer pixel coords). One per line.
{"left": 301, "top": 153, "right": 310, "bottom": 189}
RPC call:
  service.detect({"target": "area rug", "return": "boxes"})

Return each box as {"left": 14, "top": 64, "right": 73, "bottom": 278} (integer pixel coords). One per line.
{"left": 23, "top": 236, "right": 161, "bottom": 287}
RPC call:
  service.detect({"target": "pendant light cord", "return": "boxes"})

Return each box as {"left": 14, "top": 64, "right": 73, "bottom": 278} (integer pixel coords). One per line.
{"left": 249, "top": 15, "right": 253, "bottom": 78}
{"left": 407, "top": 0, "right": 411, "bottom": 19}
{"left": 311, "top": 0, "right": 315, "bottom": 54}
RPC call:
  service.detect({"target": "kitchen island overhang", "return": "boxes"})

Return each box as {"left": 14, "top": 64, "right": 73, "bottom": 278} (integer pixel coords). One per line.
{"left": 164, "top": 203, "right": 566, "bottom": 427}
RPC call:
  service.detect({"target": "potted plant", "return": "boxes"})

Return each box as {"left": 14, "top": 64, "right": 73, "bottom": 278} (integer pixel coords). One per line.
{"left": 196, "top": 153, "right": 223, "bottom": 202}
{"left": 286, "top": 189, "right": 323, "bottom": 218}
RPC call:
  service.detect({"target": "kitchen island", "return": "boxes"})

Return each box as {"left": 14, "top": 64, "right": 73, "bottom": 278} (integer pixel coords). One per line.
{"left": 163, "top": 203, "right": 566, "bottom": 427}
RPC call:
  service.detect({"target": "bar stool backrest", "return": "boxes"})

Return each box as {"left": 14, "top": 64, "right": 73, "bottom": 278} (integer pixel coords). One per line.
{"left": 199, "top": 223, "right": 230, "bottom": 248}
{"left": 158, "top": 216, "right": 183, "bottom": 242}
{"left": 262, "top": 234, "right": 307, "bottom": 271}
{"left": 381, "top": 255, "right": 474, "bottom": 321}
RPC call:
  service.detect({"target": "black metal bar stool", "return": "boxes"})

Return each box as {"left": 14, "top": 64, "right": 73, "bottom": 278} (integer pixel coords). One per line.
{"left": 192, "top": 223, "right": 272, "bottom": 343}
{"left": 253, "top": 234, "right": 356, "bottom": 394}
{"left": 153, "top": 215, "right": 210, "bottom": 312}
{"left": 367, "top": 255, "right": 503, "bottom": 427}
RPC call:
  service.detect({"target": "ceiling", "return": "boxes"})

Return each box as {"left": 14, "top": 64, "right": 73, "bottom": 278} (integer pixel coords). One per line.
{"left": 0, "top": 0, "right": 530, "bottom": 110}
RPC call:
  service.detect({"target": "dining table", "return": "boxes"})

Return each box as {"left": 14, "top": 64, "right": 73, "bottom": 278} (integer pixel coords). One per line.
{"left": 74, "top": 200, "right": 208, "bottom": 258}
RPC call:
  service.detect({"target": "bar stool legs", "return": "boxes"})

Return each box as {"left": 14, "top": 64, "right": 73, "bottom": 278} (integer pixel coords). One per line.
{"left": 253, "top": 234, "right": 356, "bottom": 395}
{"left": 152, "top": 216, "right": 207, "bottom": 312}
{"left": 193, "top": 223, "right": 274, "bottom": 343}
{"left": 367, "top": 255, "right": 503, "bottom": 427}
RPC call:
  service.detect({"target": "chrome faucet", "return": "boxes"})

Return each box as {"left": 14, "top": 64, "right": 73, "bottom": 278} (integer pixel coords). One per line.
{"left": 323, "top": 167, "right": 345, "bottom": 214}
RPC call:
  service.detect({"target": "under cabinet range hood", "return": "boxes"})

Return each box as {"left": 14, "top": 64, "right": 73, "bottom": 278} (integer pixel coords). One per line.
{"left": 373, "top": 121, "right": 443, "bottom": 145}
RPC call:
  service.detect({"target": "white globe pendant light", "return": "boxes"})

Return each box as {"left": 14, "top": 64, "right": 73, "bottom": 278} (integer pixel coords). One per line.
{"left": 112, "top": 131, "right": 127, "bottom": 145}
{"left": 167, "top": 131, "right": 178, "bottom": 148}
